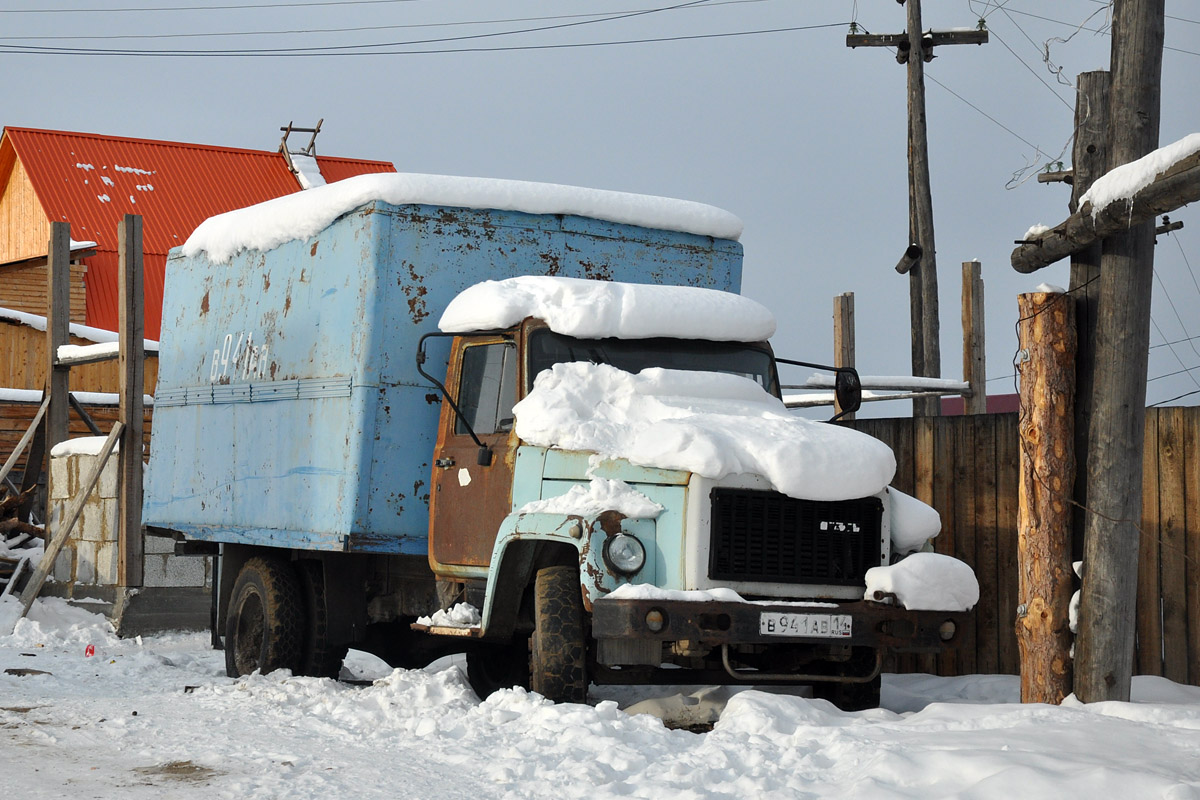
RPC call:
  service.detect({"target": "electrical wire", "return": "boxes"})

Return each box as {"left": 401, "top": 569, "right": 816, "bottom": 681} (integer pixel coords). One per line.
{"left": 987, "top": 25, "right": 1074, "bottom": 110}
{"left": 1, "top": 0, "right": 423, "bottom": 12}
{"left": 996, "top": 6, "right": 1200, "bottom": 58}
{"left": 0, "top": 21, "right": 851, "bottom": 57}
{"left": 0, "top": 0, "right": 720, "bottom": 55}
{"left": 0, "top": 0, "right": 773, "bottom": 42}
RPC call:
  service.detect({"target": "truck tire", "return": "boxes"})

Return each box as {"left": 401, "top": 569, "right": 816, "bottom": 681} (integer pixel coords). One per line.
{"left": 296, "top": 560, "right": 348, "bottom": 679}
{"left": 465, "top": 640, "right": 530, "bottom": 700}
{"left": 225, "top": 557, "right": 304, "bottom": 678}
{"left": 529, "top": 565, "right": 588, "bottom": 704}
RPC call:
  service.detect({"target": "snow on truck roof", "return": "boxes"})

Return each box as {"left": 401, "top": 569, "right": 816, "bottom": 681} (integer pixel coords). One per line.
{"left": 181, "top": 172, "right": 744, "bottom": 264}
{"left": 438, "top": 276, "right": 776, "bottom": 342}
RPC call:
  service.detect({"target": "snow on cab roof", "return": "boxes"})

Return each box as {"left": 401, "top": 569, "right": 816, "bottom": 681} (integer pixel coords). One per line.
{"left": 439, "top": 276, "right": 776, "bottom": 342}
{"left": 181, "top": 173, "right": 744, "bottom": 264}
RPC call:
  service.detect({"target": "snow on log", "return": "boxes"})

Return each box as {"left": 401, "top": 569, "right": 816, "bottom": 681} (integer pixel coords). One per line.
{"left": 1012, "top": 133, "right": 1200, "bottom": 273}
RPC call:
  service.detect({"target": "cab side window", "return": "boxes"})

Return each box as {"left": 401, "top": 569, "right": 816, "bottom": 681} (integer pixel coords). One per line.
{"left": 456, "top": 343, "right": 517, "bottom": 436}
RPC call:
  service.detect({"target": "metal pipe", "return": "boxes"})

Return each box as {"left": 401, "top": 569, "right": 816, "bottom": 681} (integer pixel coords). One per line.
{"left": 719, "top": 645, "right": 883, "bottom": 684}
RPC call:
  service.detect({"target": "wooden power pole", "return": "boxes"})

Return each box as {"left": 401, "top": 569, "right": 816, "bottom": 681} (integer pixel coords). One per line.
{"left": 848, "top": 3, "right": 987, "bottom": 416}
{"left": 1076, "top": 0, "right": 1165, "bottom": 704}
{"left": 1010, "top": 3, "right": 1169, "bottom": 703}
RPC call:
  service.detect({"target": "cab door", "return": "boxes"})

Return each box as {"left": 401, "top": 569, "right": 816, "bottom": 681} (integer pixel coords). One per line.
{"left": 429, "top": 336, "right": 519, "bottom": 571}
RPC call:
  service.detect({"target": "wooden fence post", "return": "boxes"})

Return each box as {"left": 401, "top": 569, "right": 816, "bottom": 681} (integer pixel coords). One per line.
{"left": 46, "top": 222, "right": 71, "bottom": 450}
{"left": 834, "top": 292, "right": 855, "bottom": 420}
{"left": 1016, "top": 291, "right": 1077, "bottom": 703}
{"left": 961, "top": 261, "right": 986, "bottom": 415}
{"left": 118, "top": 215, "right": 145, "bottom": 589}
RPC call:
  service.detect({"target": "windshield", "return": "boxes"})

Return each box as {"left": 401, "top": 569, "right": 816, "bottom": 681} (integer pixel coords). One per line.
{"left": 527, "top": 329, "right": 780, "bottom": 397}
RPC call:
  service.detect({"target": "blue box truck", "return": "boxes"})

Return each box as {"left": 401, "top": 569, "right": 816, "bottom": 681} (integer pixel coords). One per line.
{"left": 144, "top": 174, "right": 965, "bottom": 709}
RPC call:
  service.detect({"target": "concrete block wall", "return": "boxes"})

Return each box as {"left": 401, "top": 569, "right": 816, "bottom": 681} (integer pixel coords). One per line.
{"left": 48, "top": 449, "right": 212, "bottom": 591}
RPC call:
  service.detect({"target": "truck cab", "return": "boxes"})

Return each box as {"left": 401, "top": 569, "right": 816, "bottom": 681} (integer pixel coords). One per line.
{"left": 413, "top": 278, "right": 967, "bottom": 709}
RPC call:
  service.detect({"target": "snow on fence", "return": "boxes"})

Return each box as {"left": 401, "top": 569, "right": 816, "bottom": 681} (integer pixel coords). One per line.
{"left": 848, "top": 407, "right": 1200, "bottom": 686}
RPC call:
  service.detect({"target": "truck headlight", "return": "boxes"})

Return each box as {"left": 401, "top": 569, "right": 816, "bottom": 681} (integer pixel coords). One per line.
{"left": 603, "top": 533, "right": 646, "bottom": 576}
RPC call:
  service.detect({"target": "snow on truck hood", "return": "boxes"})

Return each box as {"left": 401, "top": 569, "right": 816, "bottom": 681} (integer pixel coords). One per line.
{"left": 513, "top": 362, "right": 897, "bottom": 502}
{"left": 438, "top": 276, "right": 776, "bottom": 341}
{"left": 181, "top": 172, "right": 744, "bottom": 264}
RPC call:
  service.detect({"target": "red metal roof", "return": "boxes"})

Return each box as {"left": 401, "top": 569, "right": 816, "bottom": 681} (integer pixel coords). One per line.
{"left": 3, "top": 126, "right": 395, "bottom": 338}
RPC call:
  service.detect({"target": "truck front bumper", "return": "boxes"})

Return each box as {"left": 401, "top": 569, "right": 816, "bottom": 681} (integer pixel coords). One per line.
{"left": 591, "top": 597, "right": 967, "bottom": 653}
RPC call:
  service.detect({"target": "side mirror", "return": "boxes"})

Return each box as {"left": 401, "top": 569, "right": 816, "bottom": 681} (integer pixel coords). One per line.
{"left": 833, "top": 369, "right": 862, "bottom": 419}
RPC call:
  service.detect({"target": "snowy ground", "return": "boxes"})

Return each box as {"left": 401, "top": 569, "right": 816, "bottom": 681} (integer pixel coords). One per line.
{"left": 3, "top": 597, "right": 1199, "bottom": 800}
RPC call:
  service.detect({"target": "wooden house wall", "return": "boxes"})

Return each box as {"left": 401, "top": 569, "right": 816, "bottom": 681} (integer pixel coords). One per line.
{"left": 0, "top": 155, "right": 50, "bottom": 263}
{"left": 0, "top": 320, "right": 158, "bottom": 395}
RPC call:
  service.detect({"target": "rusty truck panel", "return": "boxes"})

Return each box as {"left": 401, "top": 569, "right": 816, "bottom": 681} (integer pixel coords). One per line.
{"left": 145, "top": 202, "right": 742, "bottom": 555}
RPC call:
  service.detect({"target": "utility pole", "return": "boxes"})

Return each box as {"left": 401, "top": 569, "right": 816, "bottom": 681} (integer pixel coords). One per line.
{"left": 848, "top": 3, "right": 988, "bottom": 416}
{"left": 1068, "top": 71, "right": 1111, "bottom": 562}
{"left": 1076, "top": 0, "right": 1164, "bottom": 704}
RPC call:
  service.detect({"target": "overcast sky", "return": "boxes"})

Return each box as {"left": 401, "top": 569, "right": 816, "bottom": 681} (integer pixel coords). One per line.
{"left": 4, "top": 0, "right": 1198, "bottom": 413}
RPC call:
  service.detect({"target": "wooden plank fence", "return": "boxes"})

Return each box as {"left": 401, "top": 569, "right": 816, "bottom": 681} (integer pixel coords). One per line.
{"left": 850, "top": 406, "right": 1200, "bottom": 685}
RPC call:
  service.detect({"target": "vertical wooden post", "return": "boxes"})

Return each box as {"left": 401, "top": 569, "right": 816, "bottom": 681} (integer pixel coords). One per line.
{"left": 833, "top": 292, "right": 855, "bottom": 421}
{"left": 1016, "top": 291, "right": 1077, "bottom": 704}
{"left": 907, "top": 0, "right": 941, "bottom": 418}
{"left": 1077, "top": 0, "right": 1164, "bottom": 704}
{"left": 118, "top": 215, "right": 145, "bottom": 589}
{"left": 46, "top": 222, "right": 71, "bottom": 450}
{"left": 1069, "top": 70, "right": 1111, "bottom": 562}
{"left": 961, "top": 261, "right": 986, "bottom": 415}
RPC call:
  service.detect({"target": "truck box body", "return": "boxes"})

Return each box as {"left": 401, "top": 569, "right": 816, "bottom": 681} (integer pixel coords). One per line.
{"left": 143, "top": 200, "right": 743, "bottom": 555}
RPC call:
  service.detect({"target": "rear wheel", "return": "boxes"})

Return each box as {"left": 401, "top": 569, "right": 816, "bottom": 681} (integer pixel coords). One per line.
{"left": 295, "top": 560, "right": 348, "bottom": 679}
{"left": 465, "top": 640, "right": 530, "bottom": 700}
{"left": 529, "top": 565, "right": 588, "bottom": 704}
{"left": 225, "top": 557, "right": 304, "bottom": 677}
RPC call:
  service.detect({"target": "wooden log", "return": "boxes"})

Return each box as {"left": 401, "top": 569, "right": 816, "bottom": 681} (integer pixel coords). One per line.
{"left": 1011, "top": 148, "right": 1198, "bottom": 273}
{"left": 1016, "top": 291, "right": 1076, "bottom": 704}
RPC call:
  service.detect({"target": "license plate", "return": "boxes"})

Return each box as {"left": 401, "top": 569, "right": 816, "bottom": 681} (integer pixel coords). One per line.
{"left": 759, "top": 612, "right": 852, "bottom": 638}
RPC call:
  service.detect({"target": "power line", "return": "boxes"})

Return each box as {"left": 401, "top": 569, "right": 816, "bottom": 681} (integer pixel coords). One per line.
{"left": 1150, "top": 333, "right": 1200, "bottom": 350}
{"left": 1149, "top": 389, "right": 1200, "bottom": 407}
{"left": 0, "top": 0, "right": 422, "bottom": 12}
{"left": 924, "top": 72, "right": 1045, "bottom": 153}
{"left": 987, "top": 24, "right": 1073, "bottom": 111}
{"left": 996, "top": 6, "right": 1200, "bottom": 57}
{"left": 0, "top": 0, "right": 719, "bottom": 55}
{"left": 0, "top": 21, "right": 850, "bottom": 57}
{"left": 0, "top": 0, "right": 772, "bottom": 42}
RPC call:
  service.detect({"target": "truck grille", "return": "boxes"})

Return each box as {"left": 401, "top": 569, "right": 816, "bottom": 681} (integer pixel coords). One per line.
{"left": 708, "top": 489, "right": 883, "bottom": 586}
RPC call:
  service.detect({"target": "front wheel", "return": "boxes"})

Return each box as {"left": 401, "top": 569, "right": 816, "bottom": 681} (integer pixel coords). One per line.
{"left": 225, "top": 557, "right": 304, "bottom": 678}
{"left": 529, "top": 565, "right": 588, "bottom": 704}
